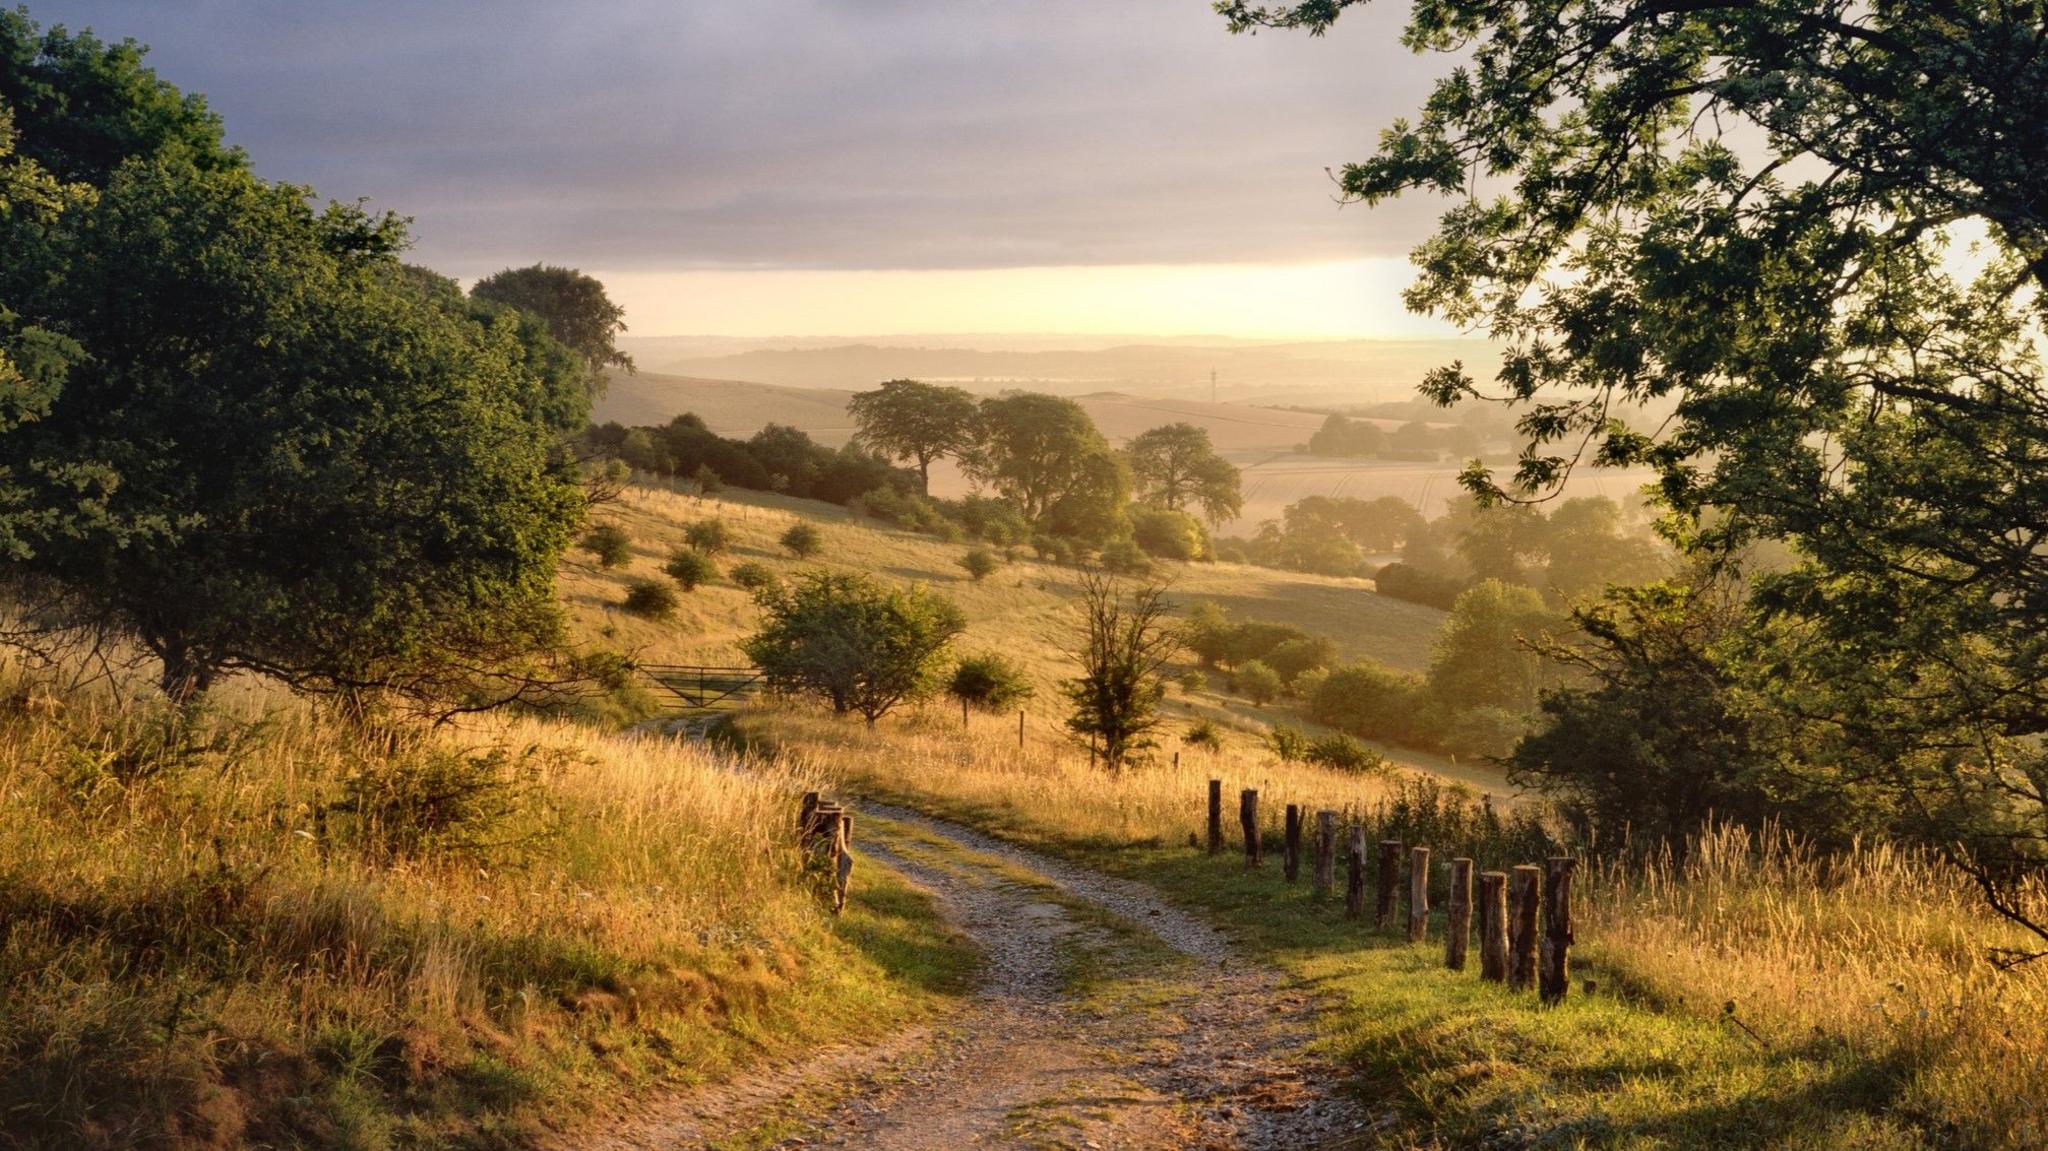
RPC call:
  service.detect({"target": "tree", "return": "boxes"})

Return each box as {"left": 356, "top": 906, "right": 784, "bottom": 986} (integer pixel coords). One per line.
{"left": 581, "top": 525, "right": 632, "bottom": 569}
{"left": 663, "top": 549, "right": 717, "bottom": 591}
{"left": 847, "top": 379, "right": 979, "bottom": 494}
{"left": 1236, "top": 659, "right": 1282, "bottom": 706}
{"left": 470, "top": 264, "right": 632, "bottom": 396}
{"left": 780, "top": 523, "right": 822, "bottom": 558}
{"left": 1126, "top": 423, "right": 1243, "bottom": 525}
{"left": 683, "top": 518, "right": 730, "bottom": 555}
{"left": 1426, "top": 581, "right": 1557, "bottom": 715}
{"left": 1225, "top": 0, "right": 2048, "bottom": 950}
{"left": 743, "top": 572, "right": 965, "bottom": 724}
{"left": 948, "top": 653, "right": 1035, "bottom": 713}
{"left": 0, "top": 23, "right": 588, "bottom": 707}
{"left": 958, "top": 547, "right": 998, "bottom": 582}
{"left": 1063, "top": 574, "right": 1180, "bottom": 770}
{"left": 966, "top": 393, "right": 1128, "bottom": 544}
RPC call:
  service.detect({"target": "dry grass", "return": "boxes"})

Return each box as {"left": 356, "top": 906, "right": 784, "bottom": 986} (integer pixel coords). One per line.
{"left": 0, "top": 672, "right": 968, "bottom": 1148}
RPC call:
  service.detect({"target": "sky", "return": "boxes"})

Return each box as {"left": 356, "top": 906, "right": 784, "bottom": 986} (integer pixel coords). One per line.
{"left": 29, "top": 1, "right": 1467, "bottom": 340}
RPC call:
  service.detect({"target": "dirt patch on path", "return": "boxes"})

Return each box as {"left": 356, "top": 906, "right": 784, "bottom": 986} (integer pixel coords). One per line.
{"left": 581, "top": 804, "right": 1383, "bottom": 1150}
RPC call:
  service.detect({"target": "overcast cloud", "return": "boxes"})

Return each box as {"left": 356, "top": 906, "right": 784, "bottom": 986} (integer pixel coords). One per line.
{"left": 25, "top": 1, "right": 1449, "bottom": 278}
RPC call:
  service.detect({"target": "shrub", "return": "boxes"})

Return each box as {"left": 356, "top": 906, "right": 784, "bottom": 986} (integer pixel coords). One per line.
{"left": 730, "top": 561, "right": 780, "bottom": 593}
{"left": 780, "top": 522, "right": 823, "bottom": 558}
{"left": 1266, "top": 725, "right": 1310, "bottom": 762}
{"left": 1309, "top": 660, "right": 1427, "bottom": 743}
{"left": 684, "top": 517, "right": 731, "bottom": 554}
{"left": 1267, "top": 636, "right": 1338, "bottom": 684}
{"left": 958, "top": 547, "right": 999, "bottom": 582}
{"left": 947, "top": 653, "right": 1035, "bottom": 712}
{"left": 1292, "top": 666, "right": 1330, "bottom": 701}
{"left": 1439, "top": 705, "right": 1528, "bottom": 761}
{"left": 1374, "top": 561, "right": 1466, "bottom": 610}
{"left": 663, "top": 549, "right": 717, "bottom": 591}
{"left": 580, "top": 524, "right": 632, "bottom": 569}
{"left": 1098, "top": 538, "right": 1153, "bottom": 576}
{"left": 1032, "top": 534, "right": 1075, "bottom": 564}
{"left": 1178, "top": 669, "right": 1207, "bottom": 693}
{"left": 1236, "top": 659, "right": 1283, "bottom": 705}
{"left": 1306, "top": 733, "right": 1390, "bottom": 774}
{"left": 743, "top": 572, "right": 966, "bottom": 723}
{"left": 693, "top": 463, "right": 723, "bottom": 494}
{"left": 621, "top": 578, "right": 678, "bottom": 619}
{"left": 1184, "top": 718, "right": 1223, "bottom": 751}
{"left": 1130, "top": 507, "right": 1210, "bottom": 561}
{"left": 335, "top": 743, "right": 560, "bottom": 864}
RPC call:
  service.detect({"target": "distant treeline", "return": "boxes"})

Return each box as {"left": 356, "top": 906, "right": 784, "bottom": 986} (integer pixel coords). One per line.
{"left": 586, "top": 415, "right": 919, "bottom": 506}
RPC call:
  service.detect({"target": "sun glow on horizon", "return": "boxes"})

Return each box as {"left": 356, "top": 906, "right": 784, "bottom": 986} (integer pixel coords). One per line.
{"left": 590, "top": 259, "right": 1462, "bottom": 342}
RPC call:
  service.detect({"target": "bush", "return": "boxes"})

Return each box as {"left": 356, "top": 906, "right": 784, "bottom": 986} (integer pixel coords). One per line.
{"left": 1099, "top": 538, "right": 1152, "bottom": 576}
{"left": 1309, "top": 660, "right": 1427, "bottom": 743}
{"left": 958, "top": 547, "right": 999, "bottom": 582}
{"left": 1292, "top": 666, "right": 1330, "bottom": 701}
{"left": 1178, "top": 669, "right": 1207, "bottom": 693}
{"left": 780, "top": 522, "right": 822, "bottom": 558}
{"left": 621, "top": 578, "right": 678, "bottom": 618}
{"left": 581, "top": 524, "right": 632, "bottom": 569}
{"left": 1266, "top": 725, "right": 1310, "bottom": 762}
{"left": 693, "top": 463, "right": 723, "bottom": 494}
{"left": 1184, "top": 718, "right": 1223, "bottom": 751}
{"left": 1236, "top": 659, "right": 1283, "bottom": 705}
{"left": 730, "top": 561, "right": 780, "bottom": 593}
{"left": 1130, "top": 507, "right": 1210, "bottom": 561}
{"left": 1307, "top": 733, "right": 1390, "bottom": 774}
{"left": 684, "top": 517, "right": 731, "bottom": 554}
{"left": 1439, "top": 705, "right": 1528, "bottom": 761}
{"left": 1267, "top": 636, "right": 1338, "bottom": 684}
{"left": 336, "top": 744, "right": 559, "bottom": 863}
{"left": 947, "top": 653, "right": 1035, "bottom": 712}
{"left": 1032, "top": 534, "right": 1075, "bottom": 564}
{"left": 663, "top": 549, "right": 717, "bottom": 591}
{"left": 1374, "top": 561, "right": 1466, "bottom": 610}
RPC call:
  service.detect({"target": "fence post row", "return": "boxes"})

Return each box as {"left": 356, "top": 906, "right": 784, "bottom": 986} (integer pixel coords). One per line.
{"left": 1445, "top": 858, "right": 1473, "bottom": 971}
{"left": 1540, "top": 856, "right": 1577, "bottom": 1004}
{"left": 1208, "top": 779, "right": 1224, "bottom": 856}
{"left": 1314, "top": 810, "right": 1337, "bottom": 899}
{"left": 1240, "top": 788, "right": 1261, "bottom": 868}
{"left": 1283, "top": 804, "right": 1302, "bottom": 882}
{"left": 1508, "top": 864, "right": 1541, "bottom": 991}
{"left": 1408, "top": 845, "right": 1431, "bottom": 943}
{"left": 1345, "top": 826, "right": 1367, "bottom": 918}
{"left": 1375, "top": 840, "right": 1403, "bottom": 929}
{"left": 1478, "top": 871, "right": 1509, "bottom": 982}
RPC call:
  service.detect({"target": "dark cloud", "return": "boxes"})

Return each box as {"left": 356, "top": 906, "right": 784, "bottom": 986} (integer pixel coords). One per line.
{"left": 26, "top": 0, "right": 1450, "bottom": 275}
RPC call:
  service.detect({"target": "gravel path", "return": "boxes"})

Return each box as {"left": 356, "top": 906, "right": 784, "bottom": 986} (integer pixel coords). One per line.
{"left": 584, "top": 803, "right": 1383, "bottom": 1150}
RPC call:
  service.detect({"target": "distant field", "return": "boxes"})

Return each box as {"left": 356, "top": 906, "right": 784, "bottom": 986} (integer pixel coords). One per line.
{"left": 597, "top": 370, "right": 1662, "bottom": 532}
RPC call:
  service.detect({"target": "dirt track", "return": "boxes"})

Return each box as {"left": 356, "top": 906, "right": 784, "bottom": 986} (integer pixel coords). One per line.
{"left": 590, "top": 804, "right": 1382, "bottom": 1150}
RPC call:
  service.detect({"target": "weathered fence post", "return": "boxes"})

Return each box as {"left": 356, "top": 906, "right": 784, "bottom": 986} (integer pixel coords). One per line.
{"left": 1508, "top": 864, "right": 1542, "bottom": 991}
{"left": 1408, "top": 845, "right": 1431, "bottom": 942}
{"left": 1314, "top": 810, "right": 1337, "bottom": 899}
{"left": 1283, "top": 804, "right": 1302, "bottom": 881}
{"left": 1207, "top": 779, "right": 1223, "bottom": 855}
{"left": 800, "top": 801, "right": 854, "bottom": 915}
{"left": 1375, "top": 840, "right": 1403, "bottom": 929}
{"left": 798, "top": 791, "right": 820, "bottom": 838}
{"left": 1240, "top": 789, "right": 1261, "bottom": 868}
{"left": 1345, "top": 826, "right": 1367, "bottom": 918}
{"left": 1446, "top": 858, "right": 1473, "bottom": 971}
{"left": 1018, "top": 708, "right": 1025, "bottom": 749}
{"left": 1540, "top": 857, "right": 1578, "bottom": 1004}
{"left": 1478, "top": 871, "right": 1509, "bottom": 982}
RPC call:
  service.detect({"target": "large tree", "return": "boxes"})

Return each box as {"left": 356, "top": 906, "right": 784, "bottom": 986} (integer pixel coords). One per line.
{"left": 847, "top": 378, "right": 979, "bottom": 494}
{"left": 470, "top": 263, "right": 633, "bottom": 397}
{"left": 966, "top": 393, "right": 1129, "bottom": 544}
{"left": 1125, "top": 422, "right": 1243, "bottom": 526}
{"left": 1226, "top": 0, "right": 2048, "bottom": 948}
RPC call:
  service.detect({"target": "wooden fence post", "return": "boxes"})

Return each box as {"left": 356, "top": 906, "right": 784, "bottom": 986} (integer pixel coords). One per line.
{"left": 1283, "top": 805, "right": 1302, "bottom": 882}
{"left": 1019, "top": 708, "right": 1025, "bottom": 749}
{"left": 1407, "top": 846, "right": 1431, "bottom": 942}
{"left": 1446, "top": 858, "right": 1473, "bottom": 971}
{"left": 1508, "top": 865, "right": 1542, "bottom": 991}
{"left": 1540, "top": 857, "right": 1578, "bottom": 1004}
{"left": 1314, "top": 810, "right": 1337, "bottom": 899}
{"left": 798, "top": 791, "right": 820, "bottom": 838}
{"left": 1375, "top": 840, "right": 1403, "bottom": 929}
{"left": 1345, "top": 826, "right": 1366, "bottom": 918}
{"left": 1478, "top": 871, "right": 1509, "bottom": 982}
{"left": 1207, "top": 779, "right": 1223, "bottom": 855}
{"left": 1240, "top": 789, "right": 1261, "bottom": 868}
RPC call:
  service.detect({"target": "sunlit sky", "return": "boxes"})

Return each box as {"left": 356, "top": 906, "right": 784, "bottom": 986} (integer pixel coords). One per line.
{"left": 32, "top": 1, "right": 1465, "bottom": 340}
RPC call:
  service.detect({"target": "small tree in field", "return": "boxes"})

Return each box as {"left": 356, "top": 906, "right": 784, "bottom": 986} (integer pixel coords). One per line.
{"left": 684, "top": 517, "right": 730, "bottom": 554}
{"left": 581, "top": 524, "right": 632, "bottom": 569}
{"left": 948, "top": 653, "right": 1035, "bottom": 713}
{"left": 781, "top": 522, "right": 822, "bottom": 558}
{"left": 958, "top": 547, "right": 998, "bottom": 582}
{"left": 1064, "top": 573, "right": 1180, "bottom": 771}
{"left": 693, "top": 464, "right": 722, "bottom": 495}
{"left": 743, "top": 572, "right": 965, "bottom": 724}
{"left": 663, "top": 549, "right": 717, "bottom": 591}
{"left": 1236, "top": 659, "right": 1283, "bottom": 706}
{"left": 621, "top": 578, "right": 677, "bottom": 619}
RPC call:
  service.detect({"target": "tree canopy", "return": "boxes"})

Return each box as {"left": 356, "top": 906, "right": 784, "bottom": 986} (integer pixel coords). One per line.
{"left": 743, "top": 572, "right": 966, "bottom": 724}
{"left": 1125, "top": 422, "right": 1242, "bottom": 526}
{"left": 967, "top": 393, "right": 1128, "bottom": 545}
{"left": 470, "top": 263, "right": 633, "bottom": 397}
{"left": 848, "top": 378, "right": 979, "bottom": 493}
